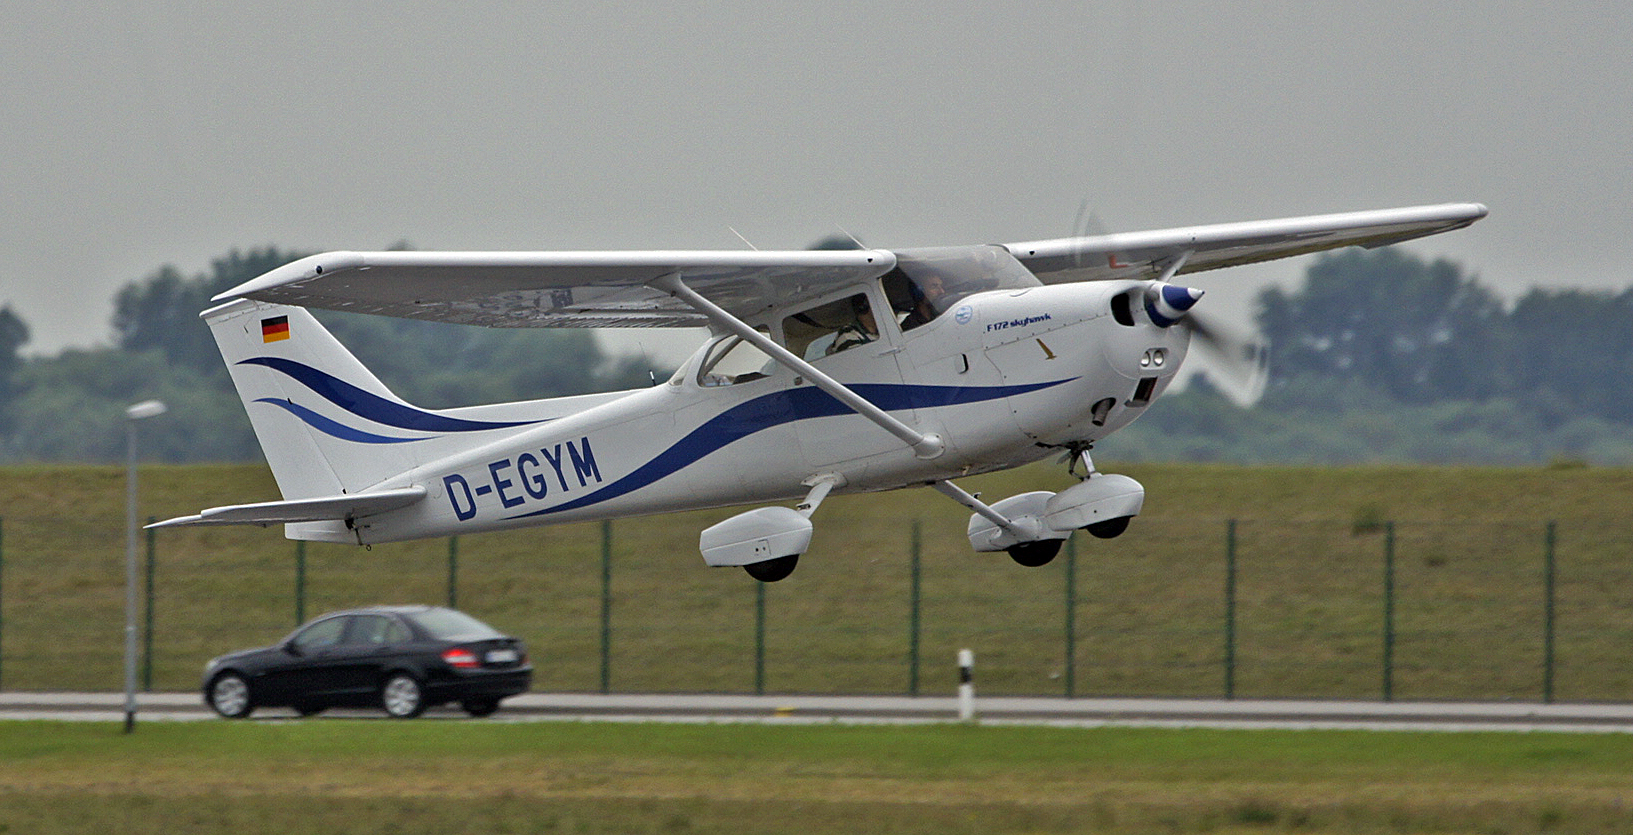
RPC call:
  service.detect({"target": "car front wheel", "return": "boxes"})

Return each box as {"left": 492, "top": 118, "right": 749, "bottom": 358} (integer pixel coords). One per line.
{"left": 208, "top": 672, "right": 254, "bottom": 719}
{"left": 381, "top": 673, "right": 426, "bottom": 719}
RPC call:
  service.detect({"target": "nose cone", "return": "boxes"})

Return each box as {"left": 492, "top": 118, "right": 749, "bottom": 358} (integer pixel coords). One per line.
{"left": 1144, "top": 284, "right": 1204, "bottom": 327}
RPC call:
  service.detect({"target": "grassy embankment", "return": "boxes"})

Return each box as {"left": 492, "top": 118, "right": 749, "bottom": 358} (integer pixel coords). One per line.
{"left": 1, "top": 462, "right": 1631, "bottom": 698}
{"left": 2, "top": 721, "right": 1633, "bottom": 834}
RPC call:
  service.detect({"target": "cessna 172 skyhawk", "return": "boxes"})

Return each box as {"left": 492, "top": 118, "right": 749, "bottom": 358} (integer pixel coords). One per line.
{"left": 153, "top": 203, "right": 1486, "bottom": 581}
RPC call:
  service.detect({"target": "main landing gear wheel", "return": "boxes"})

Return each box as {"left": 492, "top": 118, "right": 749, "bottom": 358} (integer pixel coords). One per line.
{"left": 744, "top": 555, "right": 799, "bottom": 582}
{"left": 1086, "top": 516, "right": 1131, "bottom": 539}
{"left": 1007, "top": 539, "right": 1062, "bottom": 567}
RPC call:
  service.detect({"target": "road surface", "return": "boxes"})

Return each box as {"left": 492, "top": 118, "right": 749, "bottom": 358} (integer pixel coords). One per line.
{"left": 4, "top": 692, "right": 1633, "bottom": 732}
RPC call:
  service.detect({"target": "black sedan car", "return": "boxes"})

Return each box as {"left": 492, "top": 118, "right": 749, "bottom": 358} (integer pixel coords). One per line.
{"left": 203, "top": 606, "right": 531, "bottom": 719}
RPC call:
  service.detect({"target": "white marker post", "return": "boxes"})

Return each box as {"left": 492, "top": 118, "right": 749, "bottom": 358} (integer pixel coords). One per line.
{"left": 957, "top": 648, "right": 975, "bottom": 722}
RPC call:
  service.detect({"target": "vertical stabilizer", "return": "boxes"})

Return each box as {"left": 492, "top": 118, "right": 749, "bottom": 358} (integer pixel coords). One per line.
{"left": 203, "top": 299, "right": 543, "bottom": 501}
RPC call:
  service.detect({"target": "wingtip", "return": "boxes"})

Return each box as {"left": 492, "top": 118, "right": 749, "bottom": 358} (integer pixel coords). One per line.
{"left": 211, "top": 251, "right": 366, "bottom": 302}
{"left": 145, "top": 514, "right": 203, "bottom": 529}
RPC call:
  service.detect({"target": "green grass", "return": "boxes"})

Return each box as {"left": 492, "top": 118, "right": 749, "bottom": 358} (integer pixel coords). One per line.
{"left": 1, "top": 721, "right": 1632, "bottom": 834}
{"left": 3, "top": 463, "right": 1633, "bottom": 699}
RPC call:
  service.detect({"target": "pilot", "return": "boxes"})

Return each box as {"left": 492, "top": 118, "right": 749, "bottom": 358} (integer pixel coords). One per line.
{"left": 900, "top": 273, "right": 946, "bottom": 330}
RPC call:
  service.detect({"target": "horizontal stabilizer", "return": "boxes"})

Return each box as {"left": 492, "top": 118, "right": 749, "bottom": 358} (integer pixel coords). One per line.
{"left": 147, "top": 486, "right": 426, "bottom": 529}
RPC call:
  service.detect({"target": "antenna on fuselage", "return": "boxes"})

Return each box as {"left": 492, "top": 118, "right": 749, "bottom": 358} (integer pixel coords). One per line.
{"left": 728, "top": 227, "right": 759, "bottom": 250}
{"left": 636, "top": 339, "right": 658, "bottom": 386}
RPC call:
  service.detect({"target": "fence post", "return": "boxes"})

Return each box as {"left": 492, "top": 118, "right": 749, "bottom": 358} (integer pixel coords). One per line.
{"left": 446, "top": 536, "right": 459, "bottom": 609}
{"left": 294, "top": 541, "right": 306, "bottom": 626}
{"left": 599, "top": 520, "right": 612, "bottom": 694}
{"left": 1543, "top": 521, "right": 1557, "bottom": 704}
{"left": 1382, "top": 521, "right": 1396, "bottom": 702}
{"left": 143, "top": 519, "right": 156, "bottom": 691}
{"left": 1224, "top": 519, "right": 1237, "bottom": 700}
{"left": 754, "top": 581, "right": 766, "bottom": 695}
{"left": 908, "top": 520, "right": 921, "bottom": 696}
{"left": 1064, "top": 534, "right": 1076, "bottom": 698}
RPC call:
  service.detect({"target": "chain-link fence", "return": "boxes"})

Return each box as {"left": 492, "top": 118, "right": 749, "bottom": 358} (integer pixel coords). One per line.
{"left": 2, "top": 512, "right": 1629, "bottom": 700}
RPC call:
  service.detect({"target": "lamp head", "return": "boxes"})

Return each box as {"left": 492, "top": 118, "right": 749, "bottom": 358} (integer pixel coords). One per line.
{"left": 125, "top": 400, "right": 167, "bottom": 421}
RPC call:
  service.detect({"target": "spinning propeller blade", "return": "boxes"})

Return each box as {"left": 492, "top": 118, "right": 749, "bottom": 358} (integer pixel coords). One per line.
{"left": 1181, "top": 307, "right": 1269, "bottom": 407}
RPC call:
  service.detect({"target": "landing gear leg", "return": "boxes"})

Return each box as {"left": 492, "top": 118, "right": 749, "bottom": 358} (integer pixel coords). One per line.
{"left": 1051, "top": 443, "right": 1143, "bottom": 538}
{"left": 1065, "top": 444, "right": 1098, "bottom": 480}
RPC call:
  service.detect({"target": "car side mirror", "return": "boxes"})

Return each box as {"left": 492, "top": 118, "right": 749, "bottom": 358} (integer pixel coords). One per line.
{"left": 283, "top": 641, "right": 303, "bottom": 657}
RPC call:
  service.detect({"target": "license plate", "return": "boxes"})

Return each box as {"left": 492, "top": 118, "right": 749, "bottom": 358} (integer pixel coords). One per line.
{"left": 484, "top": 648, "right": 519, "bottom": 664}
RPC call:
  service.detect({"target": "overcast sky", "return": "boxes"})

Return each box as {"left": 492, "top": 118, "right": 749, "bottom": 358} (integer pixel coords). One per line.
{"left": 3, "top": 2, "right": 1629, "bottom": 360}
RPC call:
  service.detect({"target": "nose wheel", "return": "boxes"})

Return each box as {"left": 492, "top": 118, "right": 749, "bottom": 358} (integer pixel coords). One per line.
{"left": 1085, "top": 516, "right": 1130, "bottom": 539}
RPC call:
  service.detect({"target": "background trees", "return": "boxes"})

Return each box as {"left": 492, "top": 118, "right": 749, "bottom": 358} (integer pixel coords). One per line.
{"left": 1, "top": 247, "right": 659, "bottom": 462}
{"left": 1117, "top": 248, "right": 1633, "bottom": 464}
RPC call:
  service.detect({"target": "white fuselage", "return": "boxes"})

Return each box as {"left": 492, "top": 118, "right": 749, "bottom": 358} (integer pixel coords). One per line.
{"left": 338, "top": 279, "right": 1189, "bottom": 544}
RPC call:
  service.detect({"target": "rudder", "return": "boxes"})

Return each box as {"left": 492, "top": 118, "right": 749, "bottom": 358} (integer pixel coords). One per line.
{"left": 204, "top": 299, "right": 437, "bottom": 499}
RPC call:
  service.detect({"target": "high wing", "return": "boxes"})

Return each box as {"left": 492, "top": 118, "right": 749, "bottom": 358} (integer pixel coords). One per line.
{"left": 213, "top": 203, "right": 1485, "bottom": 328}
{"left": 215, "top": 249, "right": 896, "bottom": 328}
{"left": 1005, "top": 203, "right": 1488, "bottom": 284}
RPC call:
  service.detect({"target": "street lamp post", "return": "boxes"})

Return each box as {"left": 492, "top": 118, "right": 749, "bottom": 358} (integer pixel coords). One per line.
{"left": 124, "top": 399, "right": 166, "bottom": 733}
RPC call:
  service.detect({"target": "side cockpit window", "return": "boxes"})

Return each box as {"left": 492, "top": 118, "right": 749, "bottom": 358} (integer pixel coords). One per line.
{"left": 881, "top": 268, "right": 948, "bottom": 332}
{"left": 783, "top": 294, "right": 878, "bottom": 361}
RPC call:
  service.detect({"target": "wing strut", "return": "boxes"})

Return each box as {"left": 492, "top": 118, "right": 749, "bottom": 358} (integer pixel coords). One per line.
{"left": 651, "top": 274, "right": 945, "bottom": 459}
{"left": 930, "top": 480, "right": 1025, "bottom": 538}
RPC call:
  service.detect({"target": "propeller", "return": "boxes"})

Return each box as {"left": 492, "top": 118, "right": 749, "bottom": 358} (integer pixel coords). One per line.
{"left": 1067, "top": 200, "right": 1267, "bottom": 405}
{"left": 1179, "top": 305, "right": 1269, "bottom": 407}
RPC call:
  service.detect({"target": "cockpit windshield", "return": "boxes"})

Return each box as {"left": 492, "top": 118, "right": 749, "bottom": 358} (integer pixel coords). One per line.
{"left": 881, "top": 245, "right": 1042, "bottom": 330}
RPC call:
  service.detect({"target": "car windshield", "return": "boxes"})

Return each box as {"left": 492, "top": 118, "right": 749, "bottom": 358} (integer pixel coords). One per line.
{"left": 404, "top": 608, "right": 504, "bottom": 640}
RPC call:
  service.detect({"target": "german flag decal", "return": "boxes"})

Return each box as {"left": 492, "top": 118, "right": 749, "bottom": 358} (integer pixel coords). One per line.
{"left": 261, "top": 315, "right": 290, "bottom": 343}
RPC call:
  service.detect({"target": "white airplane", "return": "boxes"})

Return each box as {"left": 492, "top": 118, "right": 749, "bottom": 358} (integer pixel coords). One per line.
{"left": 153, "top": 203, "right": 1486, "bottom": 581}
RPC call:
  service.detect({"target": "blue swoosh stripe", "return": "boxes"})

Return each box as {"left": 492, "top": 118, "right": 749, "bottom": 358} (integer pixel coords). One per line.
{"left": 239, "top": 357, "right": 542, "bottom": 433}
{"left": 254, "top": 398, "right": 428, "bottom": 444}
{"left": 503, "top": 378, "right": 1074, "bottom": 520}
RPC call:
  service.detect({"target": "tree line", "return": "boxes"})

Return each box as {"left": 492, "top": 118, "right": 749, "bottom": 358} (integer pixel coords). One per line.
{"left": 0, "top": 247, "right": 655, "bottom": 462}
{"left": 1118, "top": 247, "right": 1633, "bottom": 465}
{"left": 1, "top": 245, "right": 1629, "bottom": 464}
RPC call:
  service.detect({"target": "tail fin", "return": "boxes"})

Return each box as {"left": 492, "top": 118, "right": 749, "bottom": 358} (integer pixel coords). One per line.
{"left": 204, "top": 299, "right": 541, "bottom": 500}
